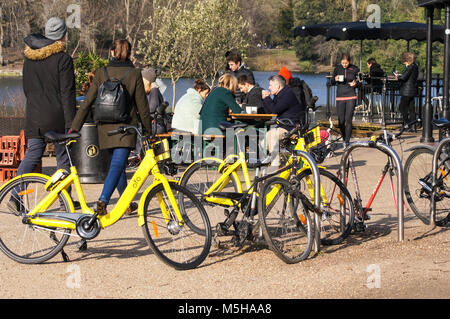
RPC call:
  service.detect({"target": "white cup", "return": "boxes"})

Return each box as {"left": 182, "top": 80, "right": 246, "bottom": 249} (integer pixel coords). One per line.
{"left": 338, "top": 75, "right": 345, "bottom": 82}
{"left": 246, "top": 106, "right": 257, "bottom": 114}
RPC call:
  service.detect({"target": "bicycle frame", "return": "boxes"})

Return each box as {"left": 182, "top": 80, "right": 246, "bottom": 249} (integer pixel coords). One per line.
{"left": 181, "top": 126, "right": 327, "bottom": 209}
{"left": 24, "top": 142, "right": 184, "bottom": 231}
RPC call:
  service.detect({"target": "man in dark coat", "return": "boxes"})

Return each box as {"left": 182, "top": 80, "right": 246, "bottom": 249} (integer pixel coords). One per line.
{"left": 396, "top": 52, "right": 419, "bottom": 128}
{"left": 237, "top": 74, "right": 264, "bottom": 113}
{"left": 261, "top": 75, "right": 304, "bottom": 171}
{"left": 8, "top": 17, "right": 77, "bottom": 213}
{"left": 226, "top": 50, "right": 255, "bottom": 103}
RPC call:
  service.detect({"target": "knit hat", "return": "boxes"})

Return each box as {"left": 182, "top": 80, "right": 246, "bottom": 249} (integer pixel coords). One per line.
{"left": 278, "top": 66, "right": 292, "bottom": 82}
{"left": 141, "top": 67, "right": 157, "bottom": 83}
{"left": 45, "top": 17, "right": 67, "bottom": 41}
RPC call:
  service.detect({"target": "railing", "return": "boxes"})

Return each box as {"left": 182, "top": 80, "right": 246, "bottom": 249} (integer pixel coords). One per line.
{"left": 325, "top": 74, "right": 448, "bottom": 122}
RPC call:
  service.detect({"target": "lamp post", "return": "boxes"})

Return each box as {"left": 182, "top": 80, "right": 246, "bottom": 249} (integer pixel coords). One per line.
{"left": 422, "top": 6, "right": 435, "bottom": 143}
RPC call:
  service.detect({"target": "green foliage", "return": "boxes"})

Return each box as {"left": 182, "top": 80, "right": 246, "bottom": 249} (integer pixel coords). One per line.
{"left": 73, "top": 51, "right": 108, "bottom": 94}
{"left": 291, "top": 0, "right": 445, "bottom": 74}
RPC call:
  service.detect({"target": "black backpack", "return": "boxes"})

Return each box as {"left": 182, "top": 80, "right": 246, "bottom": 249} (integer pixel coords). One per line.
{"left": 93, "top": 67, "right": 133, "bottom": 124}
{"left": 290, "top": 77, "right": 313, "bottom": 108}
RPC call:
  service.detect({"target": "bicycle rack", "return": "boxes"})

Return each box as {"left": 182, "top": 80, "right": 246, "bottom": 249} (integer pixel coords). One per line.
{"left": 294, "top": 150, "right": 322, "bottom": 252}
{"left": 339, "top": 141, "right": 405, "bottom": 242}
{"left": 431, "top": 137, "right": 450, "bottom": 227}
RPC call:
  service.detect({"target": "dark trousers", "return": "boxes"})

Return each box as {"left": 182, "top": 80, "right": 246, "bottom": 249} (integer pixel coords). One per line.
{"left": 12, "top": 138, "right": 72, "bottom": 199}
{"left": 399, "top": 96, "right": 416, "bottom": 125}
{"left": 336, "top": 99, "right": 356, "bottom": 143}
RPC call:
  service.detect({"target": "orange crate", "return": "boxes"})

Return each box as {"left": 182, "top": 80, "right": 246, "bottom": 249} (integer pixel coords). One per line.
{"left": 0, "top": 150, "right": 19, "bottom": 166}
{"left": 0, "top": 167, "right": 18, "bottom": 183}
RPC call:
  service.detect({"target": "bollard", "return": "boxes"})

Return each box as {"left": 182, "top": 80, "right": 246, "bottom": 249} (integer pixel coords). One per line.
{"left": 340, "top": 141, "right": 405, "bottom": 242}
{"left": 431, "top": 137, "right": 450, "bottom": 227}
{"left": 294, "top": 150, "right": 322, "bottom": 252}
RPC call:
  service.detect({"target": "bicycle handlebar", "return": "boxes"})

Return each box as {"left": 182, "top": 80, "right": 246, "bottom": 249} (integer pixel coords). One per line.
{"left": 372, "top": 118, "right": 421, "bottom": 145}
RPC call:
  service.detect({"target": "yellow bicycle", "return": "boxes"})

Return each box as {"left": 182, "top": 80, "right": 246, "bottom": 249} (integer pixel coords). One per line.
{"left": 0, "top": 126, "right": 211, "bottom": 270}
{"left": 179, "top": 118, "right": 355, "bottom": 254}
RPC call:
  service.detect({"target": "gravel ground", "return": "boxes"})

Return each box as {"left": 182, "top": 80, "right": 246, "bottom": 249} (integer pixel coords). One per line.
{"left": 0, "top": 132, "right": 448, "bottom": 302}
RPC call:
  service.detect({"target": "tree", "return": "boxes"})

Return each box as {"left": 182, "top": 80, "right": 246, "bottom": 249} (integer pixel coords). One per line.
{"left": 189, "top": 0, "right": 250, "bottom": 87}
{"left": 137, "top": 0, "right": 196, "bottom": 108}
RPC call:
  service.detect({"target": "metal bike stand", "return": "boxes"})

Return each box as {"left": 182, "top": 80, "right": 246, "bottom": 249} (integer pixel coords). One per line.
{"left": 295, "top": 150, "right": 322, "bottom": 252}
{"left": 339, "top": 141, "right": 405, "bottom": 241}
{"left": 431, "top": 137, "right": 450, "bottom": 227}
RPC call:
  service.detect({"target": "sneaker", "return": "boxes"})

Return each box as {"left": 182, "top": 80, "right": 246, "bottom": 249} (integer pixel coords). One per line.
{"left": 7, "top": 198, "right": 23, "bottom": 216}
{"left": 73, "top": 201, "right": 81, "bottom": 210}
{"left": 126, "top": 202, "right": 138, "bottom": 216}
{"left": 96, "top": 200, "right": 108, "bottom": 216}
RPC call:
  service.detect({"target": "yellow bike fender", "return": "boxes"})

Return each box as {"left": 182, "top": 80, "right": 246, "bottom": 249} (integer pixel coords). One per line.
{"left": 138, "top": 179, "right": 178, "bottom": 227}
{"left": 0, "top": 173, "right": 74, "bottom": 212}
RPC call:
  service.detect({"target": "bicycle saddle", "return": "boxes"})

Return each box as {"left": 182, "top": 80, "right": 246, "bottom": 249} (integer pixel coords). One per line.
{"left": 44, "top": 131, "right": 81, "bottom": 144}
{"left": 433, "top": 118, "right": 450, "bottom": 128}
{"left": 219, "top": 122, "right": 248, "bottom": 131}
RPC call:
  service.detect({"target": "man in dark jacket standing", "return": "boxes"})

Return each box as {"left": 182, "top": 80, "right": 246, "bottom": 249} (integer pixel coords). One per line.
{"left": 261, "top": 75, "right": 304, "bottom": 170}
{"left": 8, "top": 17, "right": 77, "bottom": 212}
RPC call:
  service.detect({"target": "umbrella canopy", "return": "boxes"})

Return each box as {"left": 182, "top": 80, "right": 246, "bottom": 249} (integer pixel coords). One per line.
{"left": 294, "top": 21, "right": 445, "bottom": 42}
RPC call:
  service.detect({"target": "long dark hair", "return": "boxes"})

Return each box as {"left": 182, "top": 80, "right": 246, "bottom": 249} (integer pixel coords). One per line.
{"left": 111, "top": 39, "right": 132, "bottom": 61}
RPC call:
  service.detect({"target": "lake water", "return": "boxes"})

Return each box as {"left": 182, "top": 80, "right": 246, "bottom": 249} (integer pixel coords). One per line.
{"left": 0, "top": 71, "right": 329, "bottom": 109}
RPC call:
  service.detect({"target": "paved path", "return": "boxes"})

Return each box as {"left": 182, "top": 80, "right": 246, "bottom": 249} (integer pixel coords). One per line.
{"left": 0, "top": 132, "right": 448, "bottom": 301}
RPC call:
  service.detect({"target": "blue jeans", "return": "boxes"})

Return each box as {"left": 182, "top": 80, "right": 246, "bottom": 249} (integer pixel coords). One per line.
{"left": 99, "top": 148, "right": 131, "bottom": 205}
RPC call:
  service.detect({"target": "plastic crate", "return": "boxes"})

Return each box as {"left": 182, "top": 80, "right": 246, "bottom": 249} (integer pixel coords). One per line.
{"left": 0, "top": 150, "right": 19, "bottom": 166}
{"left": 0, "top": 167, "right": 18, "bottom": 183}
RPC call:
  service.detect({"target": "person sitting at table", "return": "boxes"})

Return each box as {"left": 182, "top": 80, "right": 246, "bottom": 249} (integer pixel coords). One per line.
{"left": 261, "top": 74, "right": 304, "bottom": 171}
{"left": 237, "top": 74, "right": 264, "bottom": 113}
{"left": 171, "top": 79, "right": 211, "bottom": 134}
{"left": 200, "top": 73, "right": 242, "bottom": 135}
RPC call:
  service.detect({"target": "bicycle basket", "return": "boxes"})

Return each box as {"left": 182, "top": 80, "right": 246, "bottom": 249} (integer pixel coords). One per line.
{"left": 304, "top": 125, "right": 321, "bottom": 150}
{"left": 152, "top": 139, "right": 171, "bottom": 162}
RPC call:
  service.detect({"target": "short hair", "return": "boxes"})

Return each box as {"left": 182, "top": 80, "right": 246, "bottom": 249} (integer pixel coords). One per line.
{"left": 218, "top": 73, "right": 238, "bottom": 93}
{"left": 268, "top": 75, "right": 286, "bottom": 88}
{"left": 340, "top": 53, "right": 351, "bottom": 62}
{"left": 402, "top": 52, "right": 415, "bottom": 64}
{"left": 226, "top": 51, "right": 242, "bottom": 64}
{"left": 112, "top": 39, "right": 132, "bottom": 61}
{"left": 237, "top": 74, "right": 254, "bottom": 85}
{"left": 367, "top": 58, "right": 377, "bottom": 65}
{"left": 193, "top": 79, "right": 210, "bottom": 92}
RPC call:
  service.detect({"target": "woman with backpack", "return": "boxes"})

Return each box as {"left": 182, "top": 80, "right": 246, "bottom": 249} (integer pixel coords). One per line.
{"left": 70, "top": 39, "right": 152, "bottom": 217}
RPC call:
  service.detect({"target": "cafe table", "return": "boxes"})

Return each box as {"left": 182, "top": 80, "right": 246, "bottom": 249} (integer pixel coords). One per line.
{"left": 228, "top": 113, "right": 278, "bottom": 160}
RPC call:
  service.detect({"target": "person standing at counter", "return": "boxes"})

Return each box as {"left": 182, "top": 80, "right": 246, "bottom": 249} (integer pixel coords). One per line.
{"left": 395, "top": 52, "right": 419, "bottom": 130}
{"left": 331, "top": 53, "right": 360, "bottom": 145}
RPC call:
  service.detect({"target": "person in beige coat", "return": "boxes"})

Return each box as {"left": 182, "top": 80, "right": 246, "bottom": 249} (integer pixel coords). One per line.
{"left": 71, "top": 39, "right": 152, "bottom": 217}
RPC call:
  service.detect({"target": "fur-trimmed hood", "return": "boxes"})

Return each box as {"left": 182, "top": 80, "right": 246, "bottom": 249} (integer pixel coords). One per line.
{"left": 23, "top": 34, "right": 66, "bottom": 61}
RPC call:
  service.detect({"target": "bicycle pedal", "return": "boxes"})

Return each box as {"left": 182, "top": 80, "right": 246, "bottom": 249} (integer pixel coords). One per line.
{"left": 76, "top": 239, "right": 88, "bottom": 251}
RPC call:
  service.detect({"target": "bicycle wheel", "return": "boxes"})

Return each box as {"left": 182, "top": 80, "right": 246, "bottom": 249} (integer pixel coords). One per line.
{"left": 179, "top": 159, "right": 241, "bottom": 231}
{"left": 0, "top": 175, "right": 72, "bottom": 264}
{"left": 142, "top": 182, "right": 211, "bottom": 270}
{"left": 259, "top": 177, "right": 313, "bottom": 263}
{"left": 404, "top": 147, "right": 450, "bottom": 226}
{"left": 296, "top": 168, "right": 355, "bottom": 245}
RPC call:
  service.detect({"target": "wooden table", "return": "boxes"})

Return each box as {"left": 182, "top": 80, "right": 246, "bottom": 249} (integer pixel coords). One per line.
{"left": 229, "top": 113, "right": 277, "bottom": 121}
